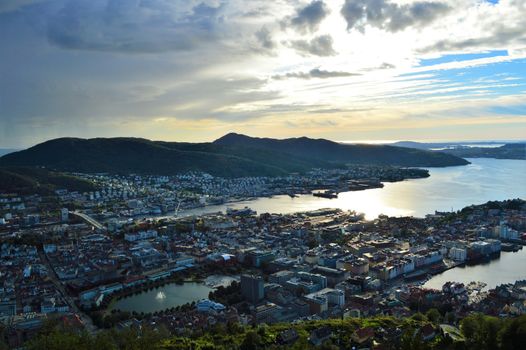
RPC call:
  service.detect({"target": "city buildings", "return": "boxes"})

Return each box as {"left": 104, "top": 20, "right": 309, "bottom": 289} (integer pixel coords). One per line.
{"left": 241, "top": 275, "right": 264, "bottom": 304}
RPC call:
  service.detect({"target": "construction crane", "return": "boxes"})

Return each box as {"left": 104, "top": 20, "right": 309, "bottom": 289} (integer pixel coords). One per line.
{"left": 174, "top": 199, "right": 182, "bottom": 217}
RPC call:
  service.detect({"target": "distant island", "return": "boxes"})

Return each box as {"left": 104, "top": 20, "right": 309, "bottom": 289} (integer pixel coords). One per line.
{"left": 0, "top": 133, "right": 468, "bottom": 178}
{"left": 439, "top": 143, "right": 526, "bottom": 160}
{"left": 392, "top": 141, "right": 526, "bottom": 160}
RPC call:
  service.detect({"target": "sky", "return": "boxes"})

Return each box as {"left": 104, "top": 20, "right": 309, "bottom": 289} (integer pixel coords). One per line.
{"left": 0, "top": 0, "right": 525, "bottom": 148}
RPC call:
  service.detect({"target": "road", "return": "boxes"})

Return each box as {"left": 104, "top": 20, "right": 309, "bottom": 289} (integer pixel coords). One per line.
{"left": 38, "top": 249, "right": 98, "bottom": 333}
{"left": 70, "top": 211, "right": 106, "bottom": 231}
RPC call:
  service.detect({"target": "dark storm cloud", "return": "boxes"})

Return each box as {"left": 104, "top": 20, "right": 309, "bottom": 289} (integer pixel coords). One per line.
{"left": 46, "top": 0, "right": 225, "bottom": 53}
{"left": 273, "top": 68, "right": 359, "bottom": 80}
{"left": 341, "top": 0, "right": 451, "bottom": 32}
{"left": 287, "top": 34, "right": 337, "bottom": 57}
{"left": 284, "top": 0, "right": 329, "bottom": 34}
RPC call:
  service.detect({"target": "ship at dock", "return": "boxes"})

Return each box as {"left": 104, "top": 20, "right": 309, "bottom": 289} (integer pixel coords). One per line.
{"left": 501, "top": 243, "right": 523, "bottom": 252}
{"left": 312, "top": 190, "right": 338, "bottom": 199}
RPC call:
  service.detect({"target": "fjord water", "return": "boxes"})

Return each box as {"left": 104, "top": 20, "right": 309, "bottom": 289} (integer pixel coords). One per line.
{"left": 181, "top": 158, "right": 526, "bottom": 220}
{"left": 121, "top": 158, "right": 524, "bottom": 313}
{"left": 424, "top": 248, "right": 526, "bottom": 291}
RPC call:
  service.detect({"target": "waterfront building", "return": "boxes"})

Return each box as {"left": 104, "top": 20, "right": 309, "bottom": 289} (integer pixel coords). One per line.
{"left": 377, "top": 258, "right": 415, "bottom": 280}
{"left": 449, "top": 247, "right": 467, "bottom": 261}
{"left": 196, "top": 299, "right": 225, "bottom": 313}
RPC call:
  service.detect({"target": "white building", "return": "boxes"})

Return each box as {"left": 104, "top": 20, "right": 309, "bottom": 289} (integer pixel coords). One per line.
{"left": 379, "top": 259, "right": 415, "bottom": 280}
{"left": 61, "top": 208, "right": 69, "bottom": 222}
{"left": 124, "top": 230, "right": 158, "bottom": 242}
{"left": 196, "top": 299, "right": 226, "bottom": 312}
{"left": 449, "top": 247, "right": 467, "bottom": 261}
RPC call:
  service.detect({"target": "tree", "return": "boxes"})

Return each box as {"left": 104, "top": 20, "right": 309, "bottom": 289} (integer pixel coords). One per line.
{"left": 461, "top": 313, "right": 502, "bottom": 350}
{"left": 91, "top": 332, "right": 118, "bottom": 350}
{"left": 240, "top": 330, "right": 262, "bottom": 350}
{"left": 27, "top": 330, "right": 91, "bottom": 350}
{"left": 444, "top": 311, "right": 456, "bottom": 325}
{"left": 411, "top": 313, "right": 427, "bottom": 322}
{"left": 425, "top": 309, "right": 441, "bottom": 324}
{"left": 498, "top": 315, "right": 526, "bottom": 350}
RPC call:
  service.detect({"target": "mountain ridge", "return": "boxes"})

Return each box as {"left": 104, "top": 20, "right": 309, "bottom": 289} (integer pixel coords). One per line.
{"left": 0, "top": 134, "right": 469, "bottom": 177}
{"left": 214, "top": 133, "right": 469, "bottom": 167}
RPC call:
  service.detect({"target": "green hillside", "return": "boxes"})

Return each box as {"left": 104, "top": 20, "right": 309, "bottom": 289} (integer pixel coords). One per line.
{"left": 22, "top": 314, "right": 526, "bottom": 350}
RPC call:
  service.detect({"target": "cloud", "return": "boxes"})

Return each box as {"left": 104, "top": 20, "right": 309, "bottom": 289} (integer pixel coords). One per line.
{"left": 0, "top": 0, "right": 48, "bottom": 14}
{"left": 379, "top": 62, "right": 395, "bottom": 69}
{"left": 47, "top": 0, "right": 225, "bottom": 53}
{"left": 341, "top": 0, "right": 451, "bottom": 32}
{"left": 255, "top": 26, "right": 276, "bottom": 51}
{"left": 2, "top": 0, "right": 526, "bottom": 147}
{"left": 420, "top": 27, "right": 526, "bottom": 54}
{"left": 283, "top": 0, "right": 329, "bottom": 34}
{"left": 273, "top": 68, "right": 359, "bottom": 80}
{"left": 415, "top": 0, "right": 526, "bottom": 55}
{"left": 287, "top": 34, "right": 336, "bottom": 56}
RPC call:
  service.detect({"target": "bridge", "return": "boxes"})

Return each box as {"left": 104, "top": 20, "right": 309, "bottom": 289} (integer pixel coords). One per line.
{"left": 70, "top": 211, "right": 106, "bottom": 231}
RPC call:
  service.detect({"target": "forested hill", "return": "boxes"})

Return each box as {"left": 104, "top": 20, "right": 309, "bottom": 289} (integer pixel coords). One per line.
{"left": 440, "top": 143, "right": 526, "bottom": 160}
{"left": 0, "top": 167, "right": 96, "bottom": 195}
{"left": 0, "top": 134, "right": 469, "bottom": 177}
{"left": 392, "top": 141, "right": 526, "bottom": 160}
{"left": 214, "top": 133, "right": 469, "bottom": 167}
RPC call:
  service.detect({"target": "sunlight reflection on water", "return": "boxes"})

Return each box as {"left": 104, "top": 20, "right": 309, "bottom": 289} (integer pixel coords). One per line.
{"left": 177, "top": 159, "right": 526, "bottom": 220}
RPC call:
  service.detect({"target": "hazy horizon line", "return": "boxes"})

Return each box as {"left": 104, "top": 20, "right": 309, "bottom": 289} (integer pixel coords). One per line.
{"left": 1, "top": 135, "right": 526, "bottom": 151}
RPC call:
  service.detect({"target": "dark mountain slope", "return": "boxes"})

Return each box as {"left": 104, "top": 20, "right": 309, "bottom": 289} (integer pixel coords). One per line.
{"left": 0, "top": 138, "right": 293, "bottom": 177}
{"left": 155, "top": 141, "right": 338, "bottom": 172}
{"left": 0, "top": 167, "right": 96, "bottom": 195}
{"left": 0, "top": 149, "right": 18, "bottom": 157}
{"left": 214, "top": 133, "right": 469, "bottom": 167}
{"left": 0, "top": 134, "right": 468, "bottom": 177}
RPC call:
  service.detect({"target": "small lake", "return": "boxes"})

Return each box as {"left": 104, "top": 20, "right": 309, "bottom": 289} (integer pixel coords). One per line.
{"left": 110, "top": 275, "right": 237, "bottom": 314}
{"left": 424, "top": 249, "right": 526, "bottom": 291}
{"left": 111, "top": 282, "right": 212, "bottom": 314}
